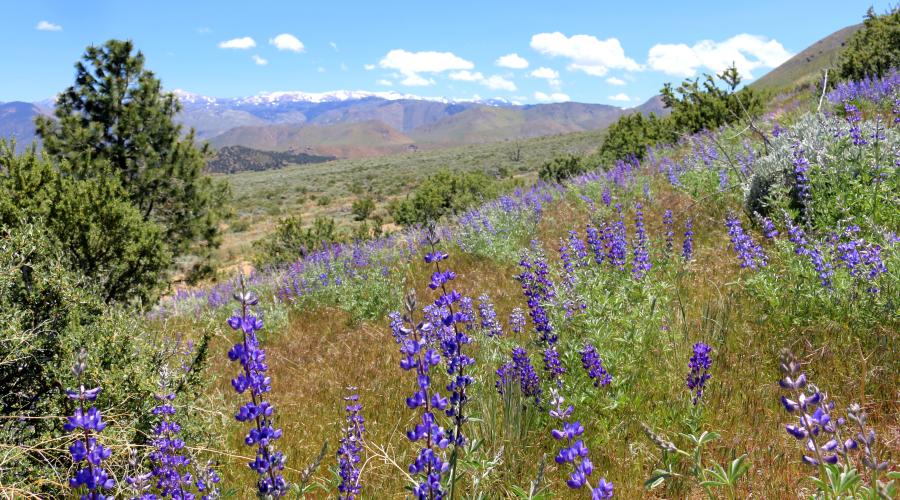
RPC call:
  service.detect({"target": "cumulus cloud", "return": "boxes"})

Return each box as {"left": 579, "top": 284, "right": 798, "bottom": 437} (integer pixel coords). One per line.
{"left": 608, "top": 93, "right": 631, "bottom": 102}
{"left": 379, "top": 49, "right": 474, "bottom": 86}
{"left": 269, "top": 33, "right": 304, "bottom": 52}
{"left": 448, "top": 70, "right": 517, "bottom": 91}
{"left": 449, "top": 70, "right": 485, "bottom": 82}
{"left": 534, "top": 91, "right": 570, "bottom": 102}
{"left": 647, "top": 34, "right": 792, "bottom": 79}
{"left": 252, "top": 54, "right": 268, "bottom": 66}
{"left": 330, "top": 41, "right": 339, "bottom": 51}
{"left": 531, "top": 67, "right": 561, "bottom": 88}
{"left": 606, "top": 77, "right": 626, "bottom": 86}
{"left": 219, "top": 37, "right": 256, "bottom": 49}
{"left": 376, "top": 79, "right": 393, "bottom": 86}
{"left": 496, "top": 53, "right": 529, "bottom": 69}
{"left": 482, "top": 75, "right": 517, "bottom": 91}
{"left": 36, "top": 20, "right": 62, "bottom": 31}
{"left": 531, "top": 32, "right": 640, "bottom": 77}
{"left": 364, "top": 64, "right": 376, "bottom": 70}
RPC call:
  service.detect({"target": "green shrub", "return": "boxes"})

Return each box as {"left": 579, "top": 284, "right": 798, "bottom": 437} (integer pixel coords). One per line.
{"left": 839, "top": 7, "right": 900, "bottom": 81}
{"left": 0, "top": 144, "right": 171, "bottom": 304}
{"left": 253, "top": 215, "right": 340, "bottom": 266}
{"left": 390, "top": 170, "right": 499, "bottom": 226}
{"left": 538, "top": 155, "right": 588, "bottom": 183}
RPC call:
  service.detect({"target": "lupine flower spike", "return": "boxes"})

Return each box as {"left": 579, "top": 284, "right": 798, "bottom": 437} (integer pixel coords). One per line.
{"left": 337, "top": 387, "right": 365, "bottom": 499}
{"left": 227, "top": 279, "right": 288, "bottom": 497}
{"left": 686, "top": 342, "right": 712, "bottom": 405}
{"left": 65, "top": 349, "right": 115, "bottom": 499}
{"left": 549, "top": 392, "right": 614, "bottom": 498}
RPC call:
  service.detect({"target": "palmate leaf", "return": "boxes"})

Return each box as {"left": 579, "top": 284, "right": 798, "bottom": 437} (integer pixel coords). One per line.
{"left": 645, "top": 467, "right": 674, "bottom": 490}
{"left": 700, "top": 454, "right": 751, "bottom": 488}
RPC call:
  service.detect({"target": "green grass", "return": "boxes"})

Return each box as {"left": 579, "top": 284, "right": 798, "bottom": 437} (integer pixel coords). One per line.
{"left": 217, "top": 128, "right": 607, "bottom": 266}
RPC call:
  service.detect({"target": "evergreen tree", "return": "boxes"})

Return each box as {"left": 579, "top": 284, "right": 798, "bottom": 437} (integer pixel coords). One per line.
{"left": 839, "top": 7, "right": 900, "bottom": 81}
{"left": 35, "top": 40, "right": 229, "bottom": 273}
{"left": 0, "top": 142, "right": 170, "bottom": 303}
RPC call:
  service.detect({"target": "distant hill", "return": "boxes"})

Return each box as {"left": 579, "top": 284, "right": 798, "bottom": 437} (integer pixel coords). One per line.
{"left": 0, "top": 102, "right": 45, "bottom": 152}
{"left": 751, "top": 24, "right": 863, "bottom": 91}
{"left": 0, "top": 91, "right": 668, "bottom": 160}
{"left": 206, "top": 145, "right": 335, "bottom": 174}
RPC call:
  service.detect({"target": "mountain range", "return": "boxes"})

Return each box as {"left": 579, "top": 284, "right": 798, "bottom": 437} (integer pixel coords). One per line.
{"left": 0, "top": 90, "right": 665, "bottom": 158}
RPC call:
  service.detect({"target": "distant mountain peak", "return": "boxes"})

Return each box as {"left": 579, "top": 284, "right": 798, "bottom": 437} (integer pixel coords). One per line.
{"left": 170, "top": 89, "right": 517, "bottom": 107}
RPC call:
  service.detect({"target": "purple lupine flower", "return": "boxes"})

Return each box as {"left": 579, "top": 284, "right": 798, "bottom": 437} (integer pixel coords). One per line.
{"left": 65, "top": 349, "right": 115, "bottom": 498}
{"left": 785, "top": 220, "right": 834, "bottom": 289}
{"left": 793, "top": 145, "right": 811, "bottom": 204}
{"left": 227, "top": 286, "right": 288, "bottom": 497}
{"left": 517, "top": 248, "right": 557, "bottom": 345}
{"left": 663, "top": 210, "right": 674, "bottom": 255}
{"left": 496, "top": 347, "right": 542, "bottom": 406}
{"left": 580, "top": 343, "right": 612, "bottom": 388}
{"left": 337, "top": 388, "right": 365, "bottom": 499}
{"left": 631, "top": 203, "right": 651, "bottom": 280}
{"left": 424, "top": 245, "right": 474, "bottom": 448}
{"left": 844, "top": 103, "right": 868, "bottom": 146}
{"left": 608, "top": 205, "right": 628, "bottom": 271}
{"left": 778, "top": 352, "right": 843, "bottom": 467}
{"left": 772, "top": 123, "right": 784, "bottom": 137}
{"left": 509, "top": 308, "right": 526, "bottom": 335}
{"left": 549, "top": 393, "right": 613, "bottom": 498}
{"left": 686, "top": 342, "right": 712, "bottom": 405}
{"left": 586, "top": 224, "right": 605, "bottom": 266}
{"left": 147, "top": 371, "right": 193, "bottom": 499}
{"left": 569, "top": 230, "right": 589, "bottom": 268}
{"left": 761, "top": 217, "right": 779, "bottom": 239}
{"left": 395, "top": 291, "right": 449, "bottom": 499}
{"left": 682, "top": 218, "right": 694, "bottom": 262}
{"left": 477, "top": 294, "right": 503, "bottom": 337}
{"left": 543, "top": 345, "right": 566, "bottom": 386}
{"left": 718, "top": 169, "right": 729, "bottom": 191}
{"left": 725, "top": 214, "right": 767, "bottom": 270}
{"left": 194, "top": 461, "right": 221, "bottom": 500}
{"left": 601, "top": 186, "right": 611, "bottom": 206}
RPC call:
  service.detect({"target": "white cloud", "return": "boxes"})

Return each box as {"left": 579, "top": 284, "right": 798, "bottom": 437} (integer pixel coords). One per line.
{"left": 364, "top": 64, "right": 376, "bottom": 70}
{"left": 531, "top": 67, "right": 561, "bottom": 88}
{"left": 36, "top": 20, "right": 62, "bottom": 32}
{"left": 401, "top": 74, "right": 434, "bottom": 86}
{"left": 379, "top": 49, "right": 473, "bottom": 86}
{"left": 219, "top": 37, "right": 256, "bottom": 49}
{"left": 647, "top": 34, "right": 792, "bottom": 79}
{"left": 531, "top": 32, "right": 640, "bottom": 77}
{"left": 606, "top": 77, "right": 626, "bottom": 86}
{"left": 252, "top": 54, "right": 268, "bottom": 66}
{"left": 496, "top": 53, "right": 529, "bottom": 69}
{"left": 448, "top": 70, "right": 517, "bottom": 91}
{"left": 330, "top": 41, "right": 339, "bottom": 51}
{"left": 534, "top": 91, "right": 570, "bottom": 102}
{"left": 196, "top": 27, "right": 212, "bottom": 34}
{"left": 608, "top": 93, "right": 631, "bottom": 102}
{"left": 317, "top": 66, "right": 326, "bottom": 73}
{"left": 376, "top": 79, "right": 393, "bottom": 86}
{"left": 269, "top": 33, "right": 304, "bottom": 52}
{"left": 449, "top": 70, "right": 485, "bottom": 82}
{"left": 482, "top": 75, "right": 517, "bottom": 91}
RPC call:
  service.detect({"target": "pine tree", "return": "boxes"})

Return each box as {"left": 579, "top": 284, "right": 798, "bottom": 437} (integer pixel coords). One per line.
{"left": 839, "top": 7, "right": 900, "bottom": 81}
{"left": 35, "top": 40, "right": 229, "bottom": 275}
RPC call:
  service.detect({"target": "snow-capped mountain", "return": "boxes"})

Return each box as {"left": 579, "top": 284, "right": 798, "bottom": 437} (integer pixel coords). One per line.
{"left": 172, "top": 89, "right": 514, "bottom": 107}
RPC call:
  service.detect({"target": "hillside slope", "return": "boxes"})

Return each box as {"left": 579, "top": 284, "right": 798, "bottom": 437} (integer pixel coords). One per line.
{"left": 751, "top": 23, "right": 862, "bottom": 91}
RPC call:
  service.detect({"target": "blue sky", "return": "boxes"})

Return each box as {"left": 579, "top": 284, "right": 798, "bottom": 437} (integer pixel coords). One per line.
{"left": 2, "top": 1, "right": 893, "bottom": 105}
